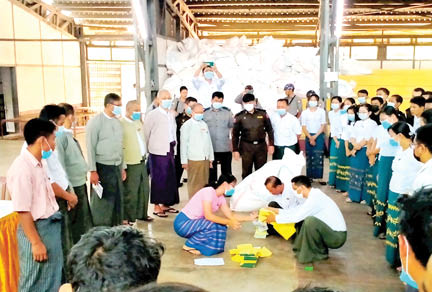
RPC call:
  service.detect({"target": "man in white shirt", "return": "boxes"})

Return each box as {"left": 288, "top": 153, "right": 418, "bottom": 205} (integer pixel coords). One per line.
{"left": 412, "top": 124, "right": 432, "bottom": 191}
{"left": 270, "top": 99, "right": 302, "bottom": 159}
{"left": 266, "top": 175, "right": 347, "bottom": 264}
{"left": 181, "top": 103, "right": 214, "bottom": 198}
{"left": 192, "top": 63, "right": 225, "bottom": 108}
{"left": 410, "top": 96, "right": 426, "bottom": 131}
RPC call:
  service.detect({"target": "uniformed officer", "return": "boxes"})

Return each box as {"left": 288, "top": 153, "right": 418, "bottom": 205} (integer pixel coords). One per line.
{"left": 203, "top": 91, "right": 234, "bottom": 184}
{"left": 233, "top": 93, "right": 274, "bottom": 179}
{"left": 175, "top": 96, "right": 197, "bottom": 187}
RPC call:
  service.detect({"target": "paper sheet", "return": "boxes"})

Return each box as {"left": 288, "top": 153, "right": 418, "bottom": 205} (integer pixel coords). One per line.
{"left": 194, "top": 258, "right": 225, "bottom": 266}
{"left": 92, "top": 183, "right": 103, "bottom": 199}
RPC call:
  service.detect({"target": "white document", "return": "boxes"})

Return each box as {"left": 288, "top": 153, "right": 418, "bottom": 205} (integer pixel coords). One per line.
{"left": 194, "top": 258, "right": 225, "bottom": 266}
{"left": 92, "top": 183, "right": 103, "bottom": 199}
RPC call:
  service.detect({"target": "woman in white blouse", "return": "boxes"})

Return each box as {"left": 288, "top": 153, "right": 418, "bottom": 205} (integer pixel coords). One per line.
{"left": 385, "top": 121, "right": 423, "bottom": 268}
{"left": 301, "top": 94, "right": 327, "bottom": 185}
{"left": 328, "top": 96, "right": 343, "bottom": 187}
{"left": 347, "top": 104, "right": 378, "bottom": 203}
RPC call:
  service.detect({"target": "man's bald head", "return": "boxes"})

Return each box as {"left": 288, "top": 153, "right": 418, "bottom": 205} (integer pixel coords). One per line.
{"left": 191, "top": 103, "right": 204, "bottom": 113}
{"left": 125, "top": 100, "right": 140, "bottom": 117}
{"left": 157, "top": 89, "right": 171, "bottom": 100}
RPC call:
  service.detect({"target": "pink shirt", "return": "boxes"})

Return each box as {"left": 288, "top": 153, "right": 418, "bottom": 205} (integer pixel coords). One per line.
{"left": 7, "top": 149, "right": 59, "bottom": 220}
{"left": 182, "top": 187, "right": 227, "bottom": 220}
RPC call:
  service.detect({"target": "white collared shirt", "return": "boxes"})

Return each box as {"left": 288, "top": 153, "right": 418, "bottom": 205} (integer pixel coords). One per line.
{"left": 300, "top": 108, "right": 326, "bottom": 134}
{"left": 412, "top": 158, "right": 432, "bottom": 192}
{"left": 352, "top": 118, "right": 378, "bottom": 144}
{"left": 390, "top": 147, "right": 423, "bottom": 194}
{"left": 272, "top": 186, "right": 305, "bottom": 210}
{"left": 192, "top": 77, "right": 225, "bottom": 109}
{"left": 103, "top": 111, "right": 113, "bottom": 120}
{"left": 413, "top": 116, "right": 421, "bottom": 131}
{"left": 375, "top": 125, "right": 400, "bottom": 157}
{"left": 158, "top": 107, "right": 176, "bottom": 142}
{"left": 276, "top": 188, "right": 347, "bottom": 232}
{"left": 270, "top": 112, "right": 302, "bottom": 147}
{"left": 124, "top": 117, "right": 146, "bottom": 157}
{"left": 328, "top": 110, "right": 344, "bottom": 139}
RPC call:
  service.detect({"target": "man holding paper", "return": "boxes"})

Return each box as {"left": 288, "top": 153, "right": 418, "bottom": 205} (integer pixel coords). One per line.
{"left": 265, "top": 175, "right": 347, "bottom": 264}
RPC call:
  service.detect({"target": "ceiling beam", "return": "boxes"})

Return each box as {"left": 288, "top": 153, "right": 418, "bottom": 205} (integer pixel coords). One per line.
{"left": 200, "top": 33, "right": 432, "bottom": 40}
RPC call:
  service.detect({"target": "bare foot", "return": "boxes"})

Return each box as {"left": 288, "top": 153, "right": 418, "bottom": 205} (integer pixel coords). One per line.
{"left": 183, "top": 245, "right": 201, "bottom": 255}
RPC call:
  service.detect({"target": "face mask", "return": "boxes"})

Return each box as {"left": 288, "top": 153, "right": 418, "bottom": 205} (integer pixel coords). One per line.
{"left": 244, "top": 103, "right": 254, "bottom": 112}
{"left": 204, "top": 71, "right": 214, "bottom": 80}
{"left": 161, "top": 99, "right": 172, "bottom": 109}
{"left": 371, "top": 105, "right": 380, "bottom": 113}
{"left": 113, "top": 105, "right": 122, "bottom": 116}
{"left": 340, "top": 109, "right": 347, "bottom": 115}
{"left": 194, "top": 114, "right": 203, "bottom": 121}
{"left": 213, "top": 102, "right": 223, "bottom": 110}
{"left": 132, "top": 112, "right": 141, "bottom": 121}
{"left": 185, "top": 107, "right": 193, "bottom": 115}
{"left": 55, "top": 126, "right": 65, "bottom": 137}
{"left": 400, "top": 236, "right": 419, "bottom": 289}
{"left": 358, "top": 97, "right": 366, "bottom": 104}
{"left": 41, "top": 138, "right": 52, "bottom": 160}
{"left": 387, "top": 102, "right": 395, "bottom": 108}
{"left": 225, "top": 187, "right": 235, "bottom": 197}
{"left": 343, "top": 105, "right": 350, "bottom": 111}
{"left": 358, "top": 113, "right": 369, "bottom": 120}
{"left": 347, "top": 114, "right": 355, "bottom": 122}
{"left": 331, "top": 103, "right": 340, "bottom": 110}
{"left": 309, "top": 101, "right": 318, "bottom": 108}
{"left": 247, "top": 90, "right": 254, "bottom": 94}
{"left": 277, "top": 109, "right": 286, "bottom": 116}
{"left": 389, "top": 138, "right": 400, "bottom": 147}
{"left": 381, "top": 120, "right": 392, "bottom": 130}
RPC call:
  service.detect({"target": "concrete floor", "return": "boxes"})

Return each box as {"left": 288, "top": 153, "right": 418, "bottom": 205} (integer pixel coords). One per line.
{"left": 0, "top": 136, "right": 404, "bottom": 292}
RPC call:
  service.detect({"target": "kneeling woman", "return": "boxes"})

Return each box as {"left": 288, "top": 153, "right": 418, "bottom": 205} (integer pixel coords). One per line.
{"left": 174, "top": 175, "right": 256, "bottom": 256}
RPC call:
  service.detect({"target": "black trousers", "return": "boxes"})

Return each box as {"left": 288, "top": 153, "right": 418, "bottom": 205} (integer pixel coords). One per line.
{"left": 240, "top": 141, "right": 267, "bottom": 179}
{"left": 209, "top": 152, "right": 232, "bottom": 184}
{"left": 175, "top": 154, "right": 183, "bottom": 186}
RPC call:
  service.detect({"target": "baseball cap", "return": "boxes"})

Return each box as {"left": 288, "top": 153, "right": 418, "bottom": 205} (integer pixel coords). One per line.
{"left": 284, "top": 83, "right": 295, "bottom": 91}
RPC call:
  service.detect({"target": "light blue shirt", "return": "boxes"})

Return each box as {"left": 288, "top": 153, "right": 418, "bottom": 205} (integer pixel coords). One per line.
{"left": 180, "top": 118, "right": 214, "bottom": 164}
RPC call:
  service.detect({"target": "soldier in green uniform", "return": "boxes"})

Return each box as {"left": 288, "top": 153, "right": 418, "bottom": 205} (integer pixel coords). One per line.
{"left": 232, "top": 94, "right": 274, "bottom": 179}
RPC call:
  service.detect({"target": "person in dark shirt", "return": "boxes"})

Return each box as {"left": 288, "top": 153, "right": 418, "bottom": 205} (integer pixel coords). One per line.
{"left": 370, "top": 96, "right": 384, "bottom": 125}
{"left": 232, "top": 94, "right": 274, "bottom": 179}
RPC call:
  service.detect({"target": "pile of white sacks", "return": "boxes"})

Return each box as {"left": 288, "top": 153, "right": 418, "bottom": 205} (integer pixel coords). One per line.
{"left": 162, "top": 36, "right": 371, "bottom": 114}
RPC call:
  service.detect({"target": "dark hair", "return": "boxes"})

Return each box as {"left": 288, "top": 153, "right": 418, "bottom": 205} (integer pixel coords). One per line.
{"left": 344, "top": 97, "right": 356, "bottom": 105}
{"left": 426, "top": 96, "right": 432, "bottom": 103}
{"left": 185, "top": 97, "right": 197, "bottom": 104}
{"left": 347, "top": 105, "right": 358, "bottom": 124}
{"left": 389, "top": 121, "right": 414, "bottom": 140}
{"left": 242, "top": 93, "right": 255, "bottom": 103}
{"left": 201, "top": 65, "right": 211, "bottom": 73}
{"left": 416, "top": 124, "right": 432, "bottom": 153}
{"left": 414, "top": 87, "right": 426, "bottom": 95}
{"left": 245, "top": 85, "right": 253, "bottom": 90}
{"left": 59, "top": 103, "right": 74, "bottom": 116}
{"left": 24, "top": 118, "right": 56, "bottom": 145}
{"left": 307, "top": 93, "right": 319, "bottom": 101}
{"left": 391, "top": 94, "right": 403, "bottom": 104}
{"left": 104, "top": 93, "right": 121, "bottom": 107}
{"left": 212, "top": 91, "right": 224, "bottom": 99}
{"left": 39, "top": 104, "right": 66, "bottom": 122}
{"left": 207, "top": 174, "right": 237, "bottom": 189}
{"left": 306, "top": 90, "right": 316, "bottom": 98}
{"left": 424, "top": 92, "right": 432, "bottom": 98}
{"left": 129, "top": 282, "right": 207, "bottom": 292}
{"left": 371, "top": 96, "right": 384, "bottom": 105}
{"left": 180, "top": 86, "right": 188, "bottom": 92}
{"left": 398, "top": 187, "right": 432, "bottom": 267}
{"left": 292, "top": 287, "right": 340, "bottom": 292}
{"left": 377, "top": 87, "right": 390, "bottom": 96}
{"left": 277, "top": 98, "right": 289, "bottom": 106}
{"left": 357, "top": 89, "right": 368, "bottom": 96}
{"left": 421, "top": 109, "right": 432, "bottom": 125}
{"left": 264, "top": 176, "right": 283, "bottom": 188}
{"left": 68, "top": 226, "right": 164, "bottom": 292}
{"left": 291, "top": 175, "right": 312, "bottom": 188}
{"left": 411, "top": 96, "right": 426, "bottom": 107}
{"left": 381, "top": 106, "right": 399, "bottom": 120}
{"left": 358, "top": 103, "right": 372, "bottom": 112}
{"left": 331, "top": 96, "right": 342, "bottom": 103}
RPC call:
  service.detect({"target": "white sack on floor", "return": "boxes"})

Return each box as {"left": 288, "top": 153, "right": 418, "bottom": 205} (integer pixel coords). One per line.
{"left": 230, "top": 148, "right": 305, "bottom": 212}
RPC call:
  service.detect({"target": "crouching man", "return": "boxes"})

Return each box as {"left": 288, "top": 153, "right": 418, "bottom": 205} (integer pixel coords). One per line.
{"left": 266, "top": 175, "right": 347, "bottom": 264}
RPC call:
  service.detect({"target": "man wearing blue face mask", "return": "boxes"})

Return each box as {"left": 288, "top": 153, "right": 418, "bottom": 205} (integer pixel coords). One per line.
{"left": 192, "top": 63, "right": 225, "bottom": 109}
{"left": 357, "top": 89, "right": 369, "bottom": 105}
{"left": 204, "top": 91, "right": 234, "bottom": 185}
{"left": 86, "top": 93, "right": 126, "bottom": 226}
{"left": 175, "top": 97, "right": 197, "bottom": 188}
{"left": 180, "top": 103, "right": 214, "bottom": 198}
{"left": 121, "top": 100, "right": 153, "bottom": 225}
{"left": 398, "top": 187, "right": 432, "bottom": 292}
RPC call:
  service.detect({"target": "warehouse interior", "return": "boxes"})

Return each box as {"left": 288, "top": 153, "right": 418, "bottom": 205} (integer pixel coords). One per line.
{"left": 1, "top": 1, "right": 432, "bottom": 291}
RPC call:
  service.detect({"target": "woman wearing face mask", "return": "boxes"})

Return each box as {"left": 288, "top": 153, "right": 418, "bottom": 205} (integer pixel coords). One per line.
{"left": 192, "top": 63, "right": 225, "bottom": 109}
{"left": 173, "top": 174, "right": 257, "bottom": 256}
{"left": 347, "top": 104, "right": 378, "bottom": 204}
{"left": 301, "top": 94, "right": 327, "bottom": 185}
{"left": 371, "top": 107, "right": 402, "bottom": 239}
{"left": 385, "top": 122, "right": 423, "bottom": 268}
{"left": 328, "top": 96, "right": 344, "bottom": 187}
{"left": 335, "top": 105, "right": 358, "bottom": 195}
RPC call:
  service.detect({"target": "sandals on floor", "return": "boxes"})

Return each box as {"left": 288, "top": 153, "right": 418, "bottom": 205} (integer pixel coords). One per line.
{"left": 162, "top": 207, "right": 179, "bottom": 214}
{"left": 142, "top": 216, "right": 154, "bottom": 222}
{"left": 153, "top": 211, "right": 168, "bottom": 218}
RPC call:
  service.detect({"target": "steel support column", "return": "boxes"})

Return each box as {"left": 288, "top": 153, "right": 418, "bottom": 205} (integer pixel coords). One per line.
{"left": 319, "top": 0, "right": 330, "bottom": 101}
{"left": 79, "top": 40, "right": 89, "bottom": 106}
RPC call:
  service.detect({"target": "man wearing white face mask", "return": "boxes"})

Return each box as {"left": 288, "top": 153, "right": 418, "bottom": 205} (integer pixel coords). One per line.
{"left": 265, "top": 175, "right": 347, "bottom": 264}
{"left": 86, "top": 93, "right": 126, "bottom": 226}
{"left": 398, "top": 187, "right": 432, "bottom": 292}
{"left": 192, "top": 63, "right": 225, "bottom": 109}
{"left": 181, "top": 103, "right": 214, "bottom": 198}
